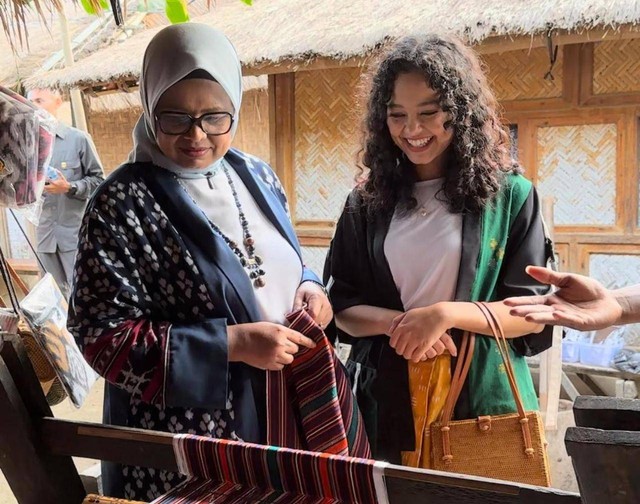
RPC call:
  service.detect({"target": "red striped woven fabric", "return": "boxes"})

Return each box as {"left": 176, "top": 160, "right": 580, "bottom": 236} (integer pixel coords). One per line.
{"left": 267, "top": 309, "right": 370, "bottom": 459}
{"left": 152, "top": 435, "right": 378, "bottom": 504}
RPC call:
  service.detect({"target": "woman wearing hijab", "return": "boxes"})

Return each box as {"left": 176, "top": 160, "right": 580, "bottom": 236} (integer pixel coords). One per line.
{"left": 68, "top": 23, "right": 332, "bottom": 501}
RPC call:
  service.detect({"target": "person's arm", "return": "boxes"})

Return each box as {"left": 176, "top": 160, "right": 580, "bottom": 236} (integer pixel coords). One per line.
{"left": 505, "top": 266, "right": 640, "bottom": 329}
{"left": 323, "top": 194, "right": 400, "bottom": 339}
{"left": 68, "top": 133, "right": 105, "bottom": 200}
{"left": 389, "top": 301, "right": 540, "bottom": 361}
{"left": 336, "top": 305, "right": 403, "bottom": 337}
{"left": 389, "top": 183, "right": 549, "bottom": 362}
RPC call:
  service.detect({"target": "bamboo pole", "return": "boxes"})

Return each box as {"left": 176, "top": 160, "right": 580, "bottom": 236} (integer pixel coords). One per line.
{"left": 539, "top": 197, "right": 563, "bottom": 431}
{"left": 59, "top": 8, "right": 88, "bottom": 132}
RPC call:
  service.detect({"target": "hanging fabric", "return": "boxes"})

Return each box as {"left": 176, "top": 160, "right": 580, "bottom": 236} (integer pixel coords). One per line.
{"left": 266, "top": 308, "right": 370, "bottom": 458}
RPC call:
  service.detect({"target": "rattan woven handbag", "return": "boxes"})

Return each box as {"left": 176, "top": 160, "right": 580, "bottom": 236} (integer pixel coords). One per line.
{"left": 431, "top": 302, "right": 551, "bottom": 486}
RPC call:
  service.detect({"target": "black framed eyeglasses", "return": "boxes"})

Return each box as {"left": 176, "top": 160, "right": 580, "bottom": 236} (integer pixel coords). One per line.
{"left": 155, "top": 111, "right": 234, "bottom": 136}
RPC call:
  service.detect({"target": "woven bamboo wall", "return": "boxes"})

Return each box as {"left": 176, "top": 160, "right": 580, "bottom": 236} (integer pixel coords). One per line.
{"left": 301, "top": 246, "right": 329, "bottom": 277}
{"left": 87, "top": 106, "right": 141, "bottom": 175}
{"left": 536, "top": 123, "right": 617, "bottom": 226}
{"left": 482, "top": 47, "right": 563, "bottom": 101}
{"left": 589, "top": 253, "right": 640, "bottom": 345}
{"left": 593, "top": 39, "right": 640, "bottom": 95}
{"left": 294, "top": 68, "right": 362, "bottom": 223}
{"left": 86, "top": 90, "right": 269, "bottom": 175}
{"left": 233, "top": 90, "right": 270, "bottom": 162}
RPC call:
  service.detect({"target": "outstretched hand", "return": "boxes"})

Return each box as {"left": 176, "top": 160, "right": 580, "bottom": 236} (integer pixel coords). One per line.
{"left": 504, "top": 266, "right": 622, "bottom": 331}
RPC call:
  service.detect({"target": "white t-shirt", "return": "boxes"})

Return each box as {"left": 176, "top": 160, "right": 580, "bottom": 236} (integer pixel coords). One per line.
{"left": 179, "top": 164, "right": 302, "bottom": 324}
{"left": 384, "top": 178, "right": 463, "bottom": 310}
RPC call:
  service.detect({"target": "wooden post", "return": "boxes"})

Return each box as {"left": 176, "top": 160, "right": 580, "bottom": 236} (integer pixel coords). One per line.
{"left": 268, "top": 73, "right": 296, "bottom": 216}
{"left": 539, "top": 197, "right": 563, "bottom": 431}
{"left": 0, "top": 336, "right": 85, "bottom": 503}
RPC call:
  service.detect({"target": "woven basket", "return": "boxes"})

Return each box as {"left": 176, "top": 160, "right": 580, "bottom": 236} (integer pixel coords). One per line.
{"left": 18, "top": 322, "right": 67, "bottom": 405}
{"left": 83, "top": 494, "right": 146, "bottom": 504}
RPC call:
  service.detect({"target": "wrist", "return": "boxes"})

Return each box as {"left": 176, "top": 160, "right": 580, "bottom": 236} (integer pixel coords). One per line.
{"left": 301, "top": 279, "right": 327, "bottom": 295}
{"left": 433, "top": 301, "right": 456, "bottom": 328}
{"left": 613, "top": 290, "right": 631, "bottom": 325}
{"left": 227, "top": 325, "right": 246, "bottom": 362}
{"left": 67, "top": 182, "right": 78, "bottom": 195}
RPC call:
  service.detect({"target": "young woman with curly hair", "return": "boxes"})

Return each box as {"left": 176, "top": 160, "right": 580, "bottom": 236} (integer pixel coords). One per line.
{"left": 324, "top": 35, "right": 554, "bottom": 468}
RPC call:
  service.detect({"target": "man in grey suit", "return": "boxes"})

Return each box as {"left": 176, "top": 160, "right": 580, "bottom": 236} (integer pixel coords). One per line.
{"left": 28, "top": 88, "right": 105, "bottom": 298}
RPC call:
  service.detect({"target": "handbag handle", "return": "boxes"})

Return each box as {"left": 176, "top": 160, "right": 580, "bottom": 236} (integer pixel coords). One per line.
{"left": 438, "top": 301, "right": 535, "bottom": 463}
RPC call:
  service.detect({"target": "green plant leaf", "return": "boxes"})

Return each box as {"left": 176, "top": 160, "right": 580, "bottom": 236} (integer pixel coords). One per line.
{"left": 166, "top": 0, "right": 190, "bottom": 23}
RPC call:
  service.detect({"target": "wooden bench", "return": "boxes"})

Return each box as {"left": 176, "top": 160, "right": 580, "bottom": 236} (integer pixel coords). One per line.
{"left": 528, "top": 357, "right": 639, "bottom": 400}
{"left": 565, "top": 396, "right": 640, "bottom": 504}
{"left": 0, "top": 333, "right": 583, "bottom": 504}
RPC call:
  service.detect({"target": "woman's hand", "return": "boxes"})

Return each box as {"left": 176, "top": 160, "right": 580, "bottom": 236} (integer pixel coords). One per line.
{"left": 389, "top": 304, "right": 457, "bottom": 362}
{"left": 228, "top": 322, "right": 316, "bottom": 370}
{"left": 293, "top": 281, "right": 333, "bottom": 329}
{"left": 505, "top": 266, "right": 623, "bottom": 330}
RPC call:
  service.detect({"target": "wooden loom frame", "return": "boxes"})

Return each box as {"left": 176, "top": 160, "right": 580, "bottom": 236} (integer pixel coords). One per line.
{"left": 0, "top": 334, "right": 582, "bottom": 504}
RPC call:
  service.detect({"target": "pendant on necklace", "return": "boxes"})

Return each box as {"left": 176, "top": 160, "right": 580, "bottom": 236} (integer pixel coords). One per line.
{"left": 420, "top": 206, "right": 429, "bottom": 217}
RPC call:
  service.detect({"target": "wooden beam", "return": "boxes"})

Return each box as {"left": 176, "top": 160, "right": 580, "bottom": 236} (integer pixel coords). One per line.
{"left": 39, "top": 418, "right": 581, "bottom": 503}
{"left": 573, "top": 396, "right": 640, "bottom": 431}
{"left": 246, "top": 56, "right": 370, "bottom": 77}
{"left": 579, "top": 43, "right": 595, "bottom": 105}
{"left": 41, "top": 418, "right": 179, "bottom": 472}
{"left": 268, "top": 73, "right": 297, "bottom": 217}
{"left": 562, "top": 44, "right": 582, "bottom": 106}
{"left": 617, "top": 112, "right": 638, "bottom": 233}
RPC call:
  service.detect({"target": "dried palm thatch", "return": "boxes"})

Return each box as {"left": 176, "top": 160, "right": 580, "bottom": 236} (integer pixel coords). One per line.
{"left": 26, "top": 0, "right": 640, "bottom": 92}
{"left": 0, "top": 0, "right": 105, "bottom": 48}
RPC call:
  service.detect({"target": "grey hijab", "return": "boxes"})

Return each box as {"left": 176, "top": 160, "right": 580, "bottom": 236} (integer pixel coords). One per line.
{"left": 128, "top": 23, "right": 243, "bottom": 175}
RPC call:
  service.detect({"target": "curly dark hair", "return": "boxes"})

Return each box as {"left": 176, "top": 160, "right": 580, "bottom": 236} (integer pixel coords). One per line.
{"left": 357, "top": 35, "right": 521, "bottom": 216}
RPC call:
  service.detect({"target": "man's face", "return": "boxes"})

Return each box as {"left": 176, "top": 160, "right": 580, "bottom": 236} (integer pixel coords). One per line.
{"left": 27, "top": 89, "right": 62, "bottom": 117}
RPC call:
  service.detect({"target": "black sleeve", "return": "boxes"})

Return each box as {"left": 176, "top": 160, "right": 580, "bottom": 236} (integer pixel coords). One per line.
{"left": 323, "top": 193, "right": 372, "bottom": 314}
{"left": 497, "top": 186, "right": 554, "bottom": 356}
{"left": 323, "top": 193, "right": 375, "bottom": 345}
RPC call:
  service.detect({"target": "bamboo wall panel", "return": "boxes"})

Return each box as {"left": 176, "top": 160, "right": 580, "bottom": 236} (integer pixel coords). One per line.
{"left": 482, "top": 47, "right": 563, "bottom": 101}
{"left": 86, "top": 90, "right": 269, "bottom": 176}
{"left": 294, "top": 68, "right": 361, "bottom": 222}
{"left": 536, "top": 124, "right": 617, "bottom": 226}
{"left": 589, "top": 253, "right": 640, "bottom": 346}
{"left": 593, "top": 39, "right": 640, "bottom": 95}
{"left": 301, "top": 246, "right": 329, "bottom": 277}
{"left": 87, "top": 107, "right": 140, "bottom": 175}
{"left": 233, "top": 90, "right": 271, "bottom": 162}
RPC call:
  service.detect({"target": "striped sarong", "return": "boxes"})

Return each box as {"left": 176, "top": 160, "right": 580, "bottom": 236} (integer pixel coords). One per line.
{"left": 267, "top": 309, "right": 370, "bottom": 458}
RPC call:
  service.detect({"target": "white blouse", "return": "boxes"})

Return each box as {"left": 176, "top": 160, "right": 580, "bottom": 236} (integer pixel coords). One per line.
{"left": 384, "top": 178, "right": 463, "bottom": 310}
{"left": 179, "top": 163, "right": 302, "bottom": 324}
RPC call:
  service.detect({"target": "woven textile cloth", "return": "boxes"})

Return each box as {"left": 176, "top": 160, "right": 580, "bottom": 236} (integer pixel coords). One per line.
{"left": 152, "top": 435, "right": 382, "bottom": 503}
{"left": 267, "top": 309, "right": 371, "bottom": 458}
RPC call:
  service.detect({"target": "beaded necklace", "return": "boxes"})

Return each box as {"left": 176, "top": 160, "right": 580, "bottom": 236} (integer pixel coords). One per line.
{"left": 177, "top": 164, "right": 266, "bottom": 288}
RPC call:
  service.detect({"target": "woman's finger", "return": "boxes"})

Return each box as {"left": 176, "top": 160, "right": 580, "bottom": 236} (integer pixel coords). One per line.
{"left": 389, "top": 312, "right": 407, "bottom": 334}
{"left": 440, "top": 333, "right": 457, "bottom": 356}
{"left": 504, "top": 295, "right": 549, "bottom": 307}
{"left": 508, "top": 304, "right": 555, "bottom": 316}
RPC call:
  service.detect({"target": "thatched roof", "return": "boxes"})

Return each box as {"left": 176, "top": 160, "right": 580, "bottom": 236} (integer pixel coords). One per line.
{"left": 87, "top": 75, "right": 267, "bottom": 113}
{"left": 27, "top": 0, "right": 640, "bottom": 91}
{"left": 0, "top": 1, "right": 107, "bottom": 87}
